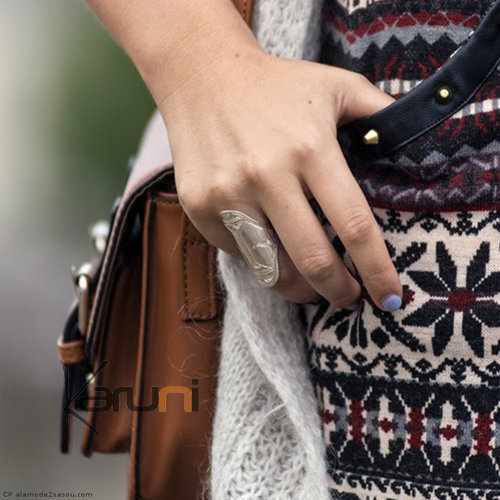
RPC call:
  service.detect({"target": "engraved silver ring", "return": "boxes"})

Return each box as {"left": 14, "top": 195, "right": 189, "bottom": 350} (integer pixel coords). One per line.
{"left": 219, "top": 210, "right": 280, "bottom": 288}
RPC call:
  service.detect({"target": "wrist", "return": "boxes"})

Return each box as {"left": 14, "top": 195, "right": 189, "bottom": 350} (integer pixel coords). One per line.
{"left": 142, "top": 25, "right": 264, "bottom": 113}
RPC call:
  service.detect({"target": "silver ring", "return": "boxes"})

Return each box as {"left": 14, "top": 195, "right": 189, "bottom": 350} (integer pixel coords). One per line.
{"left": 219, "top": 210, "right": 279, "bottom": 288}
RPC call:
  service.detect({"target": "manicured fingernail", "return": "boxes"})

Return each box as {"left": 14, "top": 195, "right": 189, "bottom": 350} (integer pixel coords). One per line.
{"left": 345, "top": 301, "right": 359, "bottom": 311}
{"left": 381, "top": 294, "right": 402, "bottom": 312}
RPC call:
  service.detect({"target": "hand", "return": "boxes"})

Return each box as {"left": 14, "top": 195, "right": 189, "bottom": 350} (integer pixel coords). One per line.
{"left": 160, "top": 49, "right": 402, "bottom": 311}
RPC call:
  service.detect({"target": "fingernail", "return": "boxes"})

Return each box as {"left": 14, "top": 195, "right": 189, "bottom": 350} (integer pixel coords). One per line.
{"left": 381, "top": 294, "right": 402, "bottom": 312}
{"left": 345, "top": 301, "right": 360, "bottom": 311}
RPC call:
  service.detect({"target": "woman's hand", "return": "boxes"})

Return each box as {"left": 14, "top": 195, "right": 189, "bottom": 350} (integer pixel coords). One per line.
{"left": 85, "top": 0, "right": 401, "bottom": 310}
{"left": 160, "top": 49, "right": 402, "bottom": 311}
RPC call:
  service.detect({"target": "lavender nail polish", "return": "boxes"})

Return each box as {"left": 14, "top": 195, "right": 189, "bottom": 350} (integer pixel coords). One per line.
{"left": 381, "top": 294, "right": 402, "bottom": 312}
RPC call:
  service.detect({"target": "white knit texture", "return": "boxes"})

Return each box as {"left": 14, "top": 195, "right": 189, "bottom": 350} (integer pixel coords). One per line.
{"left": 209, "top": 252, "right": 330, "bottom": 500}
{"left": 207, "top": 1, "right": 331, "bottom": 498}
{"left": 251, "top": 0, "right": 324, "bottom": 60}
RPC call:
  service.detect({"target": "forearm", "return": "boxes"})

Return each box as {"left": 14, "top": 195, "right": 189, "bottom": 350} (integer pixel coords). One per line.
{"left": 85, "top": 0, "right": 262, "bottom": 108}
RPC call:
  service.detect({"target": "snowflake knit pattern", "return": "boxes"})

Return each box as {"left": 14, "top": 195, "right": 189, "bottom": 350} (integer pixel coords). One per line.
{"left": 301, "top": 1, "right": 500, "bottom": 499}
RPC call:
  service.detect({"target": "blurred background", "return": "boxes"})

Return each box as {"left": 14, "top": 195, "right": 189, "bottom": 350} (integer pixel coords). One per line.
{"left": 0, "top": 1, "right": 155, "bottom": 497}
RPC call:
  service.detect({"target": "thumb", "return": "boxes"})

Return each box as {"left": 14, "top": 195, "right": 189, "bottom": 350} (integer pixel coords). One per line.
{"left": 335, "top": 69, "right": 395, "bottom": 125}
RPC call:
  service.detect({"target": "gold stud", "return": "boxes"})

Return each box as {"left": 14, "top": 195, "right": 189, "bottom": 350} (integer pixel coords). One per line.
{"left": 363, "top": 128, "right": 379, "bottom": 145}
{"left": 435, "top": 85, "right": 453, "bottom": 103}
{"left": 438, "top": 87, "right": 450, "bottom": 100}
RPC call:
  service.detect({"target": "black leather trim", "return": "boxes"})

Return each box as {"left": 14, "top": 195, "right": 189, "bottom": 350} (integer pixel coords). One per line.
{"left": 338, "top": 0, "right": 500, "bottom": 159}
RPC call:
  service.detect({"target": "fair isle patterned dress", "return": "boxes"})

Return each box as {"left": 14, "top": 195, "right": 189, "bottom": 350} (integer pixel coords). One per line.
{"left": 301, "top": 0, "right": 500, "bottom": 499}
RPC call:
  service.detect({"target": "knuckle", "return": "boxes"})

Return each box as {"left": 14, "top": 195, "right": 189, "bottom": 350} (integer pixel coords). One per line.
{"left": 207, "top": 181, "right": 237, "bottom": 204}
{"left": 184, "top": 200, "right": 209, "bottom": 221}
{"left": 348, "top": 70, "right": 370, "bottom": 87}
{"left": 175, "top": 182, "right": 190, "bottom": 207}
{"left": 340, "top": 207, "right": 373, "bottom": 245}
{"left": 237, "top": 155, "right": 270, "bottom": 185}
{"left": 271, "top": 262, "right": 323, "bottom": 304}
{"left": 363, "top": 261, "right": 396, "bottom": 289}
{"left": 178, "top": 183, "right": 218, "bottom": 219}
{"left": 356, "top": 72, "right": 370, "bottom": 85}
{"left": 177, "top": 184, "right": 196, "bottom": 210}
{"left": 299, "top": 250, "right": 336, "bottom": 282}
{"left": 289, "top": 133, "right": 322, "bottom": 161}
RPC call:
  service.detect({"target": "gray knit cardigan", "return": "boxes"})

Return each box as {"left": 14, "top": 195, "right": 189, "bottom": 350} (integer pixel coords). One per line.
{"left": 206, "top": 1, "right": 333, "bottom": 499}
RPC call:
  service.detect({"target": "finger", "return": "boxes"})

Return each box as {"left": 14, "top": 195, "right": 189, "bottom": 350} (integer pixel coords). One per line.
{"left": 334, "top": 69, "right": 395, "bottom": 124}
{"left": 257, "top": 176, "right": 362, "bottom": 310}
{"left": 302, "top": 142, "right": 402, "bottom": 311}
{"left": 202, "top": 203, "right": 322, "bottom": 303}
{"left": 270, "top": 238, "right": 323, "bottom": 304}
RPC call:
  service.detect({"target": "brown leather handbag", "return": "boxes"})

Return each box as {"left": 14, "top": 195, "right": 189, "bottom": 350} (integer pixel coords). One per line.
{"left": 57, "top": 2, "right": 254, "bottom": 499}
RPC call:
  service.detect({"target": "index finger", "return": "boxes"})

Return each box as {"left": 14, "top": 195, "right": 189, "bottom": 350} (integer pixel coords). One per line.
{"left": 302, "top": 142, "right": 402, "bottom": 311}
